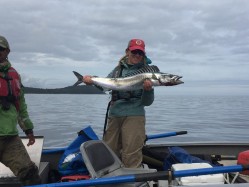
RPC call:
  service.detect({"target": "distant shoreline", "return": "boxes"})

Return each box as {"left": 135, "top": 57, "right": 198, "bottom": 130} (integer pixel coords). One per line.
{"left": 23, "top": 85, "right": 105, "bottom": 94}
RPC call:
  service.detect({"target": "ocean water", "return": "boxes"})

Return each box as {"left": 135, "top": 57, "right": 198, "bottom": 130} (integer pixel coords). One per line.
{"left": 21, "top": 93, "right": 249, "bottom": 147}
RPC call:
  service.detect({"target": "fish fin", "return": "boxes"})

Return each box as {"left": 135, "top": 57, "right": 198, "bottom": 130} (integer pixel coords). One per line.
{"left": 151, "top": 73, "right": 158, "bottom": 80}
{"left": 124, "top": 65, "right": 160, "bottom": 77}
{"left": 72, "top": 71, "right": 83, "bottom": 86}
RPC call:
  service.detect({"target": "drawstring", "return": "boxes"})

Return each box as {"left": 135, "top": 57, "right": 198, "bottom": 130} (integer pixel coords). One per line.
{"left": 102, "top": 100, "right": 112, "bottom": 139}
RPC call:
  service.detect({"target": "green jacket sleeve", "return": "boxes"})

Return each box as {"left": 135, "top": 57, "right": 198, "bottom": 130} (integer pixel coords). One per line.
{"left": 141, "top": 89, "right": 154, "bottom": 106}
{"left": 18, "top": 87, "right": 34, "bottom": 131}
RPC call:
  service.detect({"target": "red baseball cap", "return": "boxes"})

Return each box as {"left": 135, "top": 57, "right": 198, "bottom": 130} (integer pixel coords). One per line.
{"left": 127, "top": 39, "right": 145, "bottom": 53}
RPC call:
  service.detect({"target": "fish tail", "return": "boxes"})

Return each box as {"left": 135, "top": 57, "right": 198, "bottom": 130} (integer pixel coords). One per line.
{"left": 73, "top": 71, "right": 83, "bottom": 86}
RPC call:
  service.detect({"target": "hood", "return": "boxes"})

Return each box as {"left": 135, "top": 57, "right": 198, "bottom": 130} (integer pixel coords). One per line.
{"left": 0, "top": 60, "right": 11, "bottom": 72}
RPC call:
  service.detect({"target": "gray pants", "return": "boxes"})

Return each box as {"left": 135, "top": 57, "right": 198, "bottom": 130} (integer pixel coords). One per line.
{"left": 103, "top": 116, "right": 146, "bottom": 168}
{"left": 0, "top": 135, "right": 41, "bottom": 186}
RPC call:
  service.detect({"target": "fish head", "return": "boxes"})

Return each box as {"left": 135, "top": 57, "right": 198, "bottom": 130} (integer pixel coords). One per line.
{"left": 159, "top": 74, "right": 184, "bottom": 86}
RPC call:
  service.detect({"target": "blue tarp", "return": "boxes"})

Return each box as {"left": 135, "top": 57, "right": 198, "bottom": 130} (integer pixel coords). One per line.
{"left": 163, "top": 146, "right": 210, "bottom": 170}
{"left": 58, "top": 126, "right": 99, "bottom": 176}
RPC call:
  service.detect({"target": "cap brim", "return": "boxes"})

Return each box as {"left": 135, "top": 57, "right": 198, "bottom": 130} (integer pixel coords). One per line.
{"left": 129, "top": 46, "right": 145, "bottom": 53}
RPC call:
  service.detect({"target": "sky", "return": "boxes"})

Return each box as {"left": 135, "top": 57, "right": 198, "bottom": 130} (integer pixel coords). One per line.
{"left": 1, "top": 0, "right": 249, "bottom": 95}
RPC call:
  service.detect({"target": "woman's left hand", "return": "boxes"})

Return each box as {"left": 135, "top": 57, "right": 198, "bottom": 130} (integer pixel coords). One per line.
{"left": 143, "top": 79, "right": 153, "bottom": 91}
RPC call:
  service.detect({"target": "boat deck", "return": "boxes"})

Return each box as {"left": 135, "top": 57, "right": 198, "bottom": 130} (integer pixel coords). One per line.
{"left": 1, "top": 141, "right": 249, "bottom": 187}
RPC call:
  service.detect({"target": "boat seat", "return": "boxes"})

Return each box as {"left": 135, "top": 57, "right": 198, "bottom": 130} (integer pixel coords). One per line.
{"left": 80, "top": 140, "right": 156, "bottom": 187}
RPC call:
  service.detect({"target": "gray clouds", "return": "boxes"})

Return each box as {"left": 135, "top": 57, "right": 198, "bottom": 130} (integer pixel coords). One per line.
{"left": 0, "top": 0, "right": 248, "bottom": 94}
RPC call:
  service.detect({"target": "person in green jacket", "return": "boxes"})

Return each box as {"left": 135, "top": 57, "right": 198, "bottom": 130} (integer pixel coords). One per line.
{"left": 0, "top": 35, "right": 41, "bottom": 185}
{"left": 83, "top": 39, "right": 154, "bottom": 168}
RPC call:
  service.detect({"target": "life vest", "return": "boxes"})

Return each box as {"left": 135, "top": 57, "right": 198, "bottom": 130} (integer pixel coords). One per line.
{"left": 0, "top": 67, "right": 21, "bottom": 111}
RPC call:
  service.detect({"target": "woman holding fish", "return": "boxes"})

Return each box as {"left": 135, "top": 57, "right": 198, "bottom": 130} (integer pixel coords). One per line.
{"left": 83, "top": 39, "right": 154, "bottom": 168}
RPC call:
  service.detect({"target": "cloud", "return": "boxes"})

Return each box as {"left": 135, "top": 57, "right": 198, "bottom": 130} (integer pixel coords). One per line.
{"left": 0, "top": 0, "right": 248, "bottom": 94}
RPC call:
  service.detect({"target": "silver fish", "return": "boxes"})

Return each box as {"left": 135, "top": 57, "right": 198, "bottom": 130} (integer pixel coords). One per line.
{"left": 73, "top": 65, "right": 183, "bottom": 91}
{"left": 61, "top": 152, "right": 80, "bottom": 169}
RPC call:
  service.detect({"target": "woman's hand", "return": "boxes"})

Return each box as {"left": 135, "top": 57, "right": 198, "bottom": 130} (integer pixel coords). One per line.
{"left": 143, "top": 79, "right": 153, "bottom": 91}
{"left": 83, "top": 75, "right": 93, "bottom": 85}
